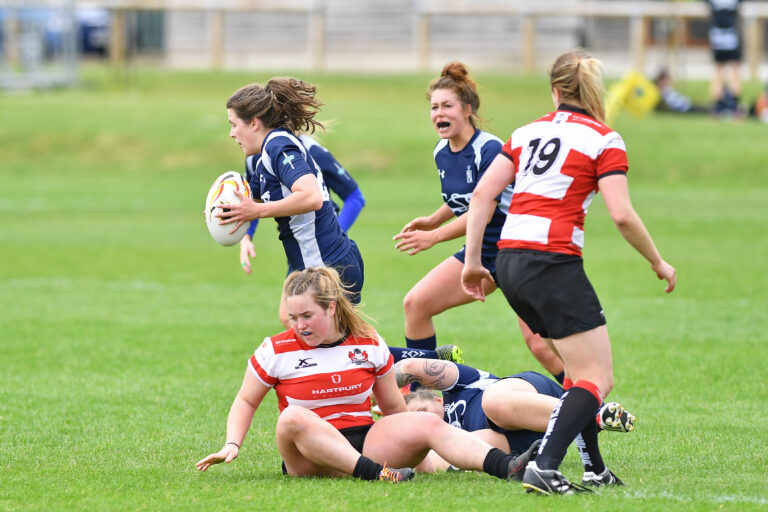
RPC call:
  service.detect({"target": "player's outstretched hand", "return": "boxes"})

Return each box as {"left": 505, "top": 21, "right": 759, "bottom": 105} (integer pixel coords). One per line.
{"left": 398, "top": 216, "right": 438, "bottom": 234}
{"left": 393, "top": 229, "right": 437, "bottom": 255}
{"left": 461, "top": 263, "right": 492, "bottom": 302}
{"left": 240, "top": 236, "right": 256, "bottom": 274}
{"left": 196, "top": 444, "right": 239, "bottom": 472}
{"left": 652, "top": 260, "right": 677, "bottom": 293}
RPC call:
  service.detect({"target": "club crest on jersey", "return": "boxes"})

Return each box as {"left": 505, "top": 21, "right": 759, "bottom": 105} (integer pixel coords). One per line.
{"left": 466, "top": 166, "right": 473, "bottom": 183}
{"left": 348, "top": 348, "right": 369, "bottom": 364}
{"left": 438, "top": 169, "right": 446, "bottom": 179}
{"left": 295, "top": 357, "right": 318, "bottom": 369}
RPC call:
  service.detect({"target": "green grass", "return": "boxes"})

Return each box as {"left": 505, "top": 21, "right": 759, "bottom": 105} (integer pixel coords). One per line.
{"left": 1, "top": 65, "right": 767, "bottom": 511}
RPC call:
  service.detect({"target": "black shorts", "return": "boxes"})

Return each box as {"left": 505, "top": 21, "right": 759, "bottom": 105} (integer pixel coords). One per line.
{"left": 281, "top": 423, "right": 372, "bottom": 475}
{"left": 713, "top": 47, "right": 742, "bottom": 63}
{"left": 495, "top": 249, "right": 606, "bottom": 339}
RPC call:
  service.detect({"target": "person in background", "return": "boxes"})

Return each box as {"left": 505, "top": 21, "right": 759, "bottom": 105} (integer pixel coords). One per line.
{"left": 705, "top": 0, "right": 743, "bottom": 116}
{"left": 654, "top": 69, "right": 709, "bottom": 114}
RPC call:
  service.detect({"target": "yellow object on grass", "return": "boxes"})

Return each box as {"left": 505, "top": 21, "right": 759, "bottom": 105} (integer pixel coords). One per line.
{"left": 605, "top": 71, "right": 661, "bottom": 125}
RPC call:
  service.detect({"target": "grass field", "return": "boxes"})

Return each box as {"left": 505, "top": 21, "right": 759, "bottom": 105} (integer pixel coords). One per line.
{"left": 1, "top": 65, "right": 767, "bottom": 511}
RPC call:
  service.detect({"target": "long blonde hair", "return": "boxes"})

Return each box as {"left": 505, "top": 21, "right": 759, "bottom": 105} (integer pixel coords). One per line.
{"left": 226, "top": 77, "right": 324, "bottom": 133}
{"left": 549, "top": 50, "right": 606, "bottom": 123}
{"left": 283, "top": 267, "right": 376, "bottom": 339}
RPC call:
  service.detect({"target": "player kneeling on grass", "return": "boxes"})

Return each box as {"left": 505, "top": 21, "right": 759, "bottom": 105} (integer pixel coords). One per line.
{"left": 396, "top": 357, "right": 632, "bottom": 486}
{"left": 196, "top": 267, "right": 536, "bottom": 483}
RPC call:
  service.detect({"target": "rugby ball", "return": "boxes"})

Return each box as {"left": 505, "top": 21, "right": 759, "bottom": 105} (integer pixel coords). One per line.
{"left": 204, "top": 171, "right": 252, "bottom": 246}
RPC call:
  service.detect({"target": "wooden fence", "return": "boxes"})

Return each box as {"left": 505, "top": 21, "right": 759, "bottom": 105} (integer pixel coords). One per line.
{"left": 8, "top": 0, "right": 768, "bottom": 78}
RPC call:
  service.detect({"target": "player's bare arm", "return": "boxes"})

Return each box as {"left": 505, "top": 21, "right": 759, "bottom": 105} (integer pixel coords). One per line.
{"left": 394, "top": 358, "right": 458, "bottom": 391}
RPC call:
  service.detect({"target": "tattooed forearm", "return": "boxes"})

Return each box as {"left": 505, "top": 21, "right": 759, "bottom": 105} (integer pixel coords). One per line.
{"left": 422, "top": 360, "right": 448, "bottom": 390}
{"left": 395, "top": 366, "right": 419, "bottom": 388}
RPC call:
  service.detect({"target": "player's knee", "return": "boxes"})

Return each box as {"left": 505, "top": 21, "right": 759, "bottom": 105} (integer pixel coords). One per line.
{"left": 481, "top": 389, "right": 514, "bottom": 424}
{"left": 601, "top": 376, "right": 614, "bottom": 397}
{"left": 276, "top": 406, "right": 311, "bottom": 437}
{"left": 525, "top": 337, "right": 550, "bottom": 359}
{"left": 403, "top": 289, "right": 431, "bottom": 317}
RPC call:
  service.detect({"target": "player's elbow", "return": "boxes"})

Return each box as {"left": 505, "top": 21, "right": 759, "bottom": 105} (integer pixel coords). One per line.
{"left": 609, "top": 206, "right": 636, "bottom": 228}
{"left": 306, "top": 190, "right": 324, "bottom": 211}
{"left": 470, "top": 186, "right": 495, "bottom": 206}
{"left": 393, "top": 359, "right": 419, "bottom": 388}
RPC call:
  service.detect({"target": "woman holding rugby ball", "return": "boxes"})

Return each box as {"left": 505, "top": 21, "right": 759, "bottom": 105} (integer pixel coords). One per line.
{"left": 218, "top": 78, "right": 364, "bottom": 324}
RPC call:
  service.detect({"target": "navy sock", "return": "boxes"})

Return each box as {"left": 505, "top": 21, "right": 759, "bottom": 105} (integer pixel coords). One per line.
{"left": 388, "top": 346, "right": 438, "bottom": 363}
{"left": 535, "top": 386, "right": 600, "bottom": 470}
{"left": 553, "top": 371, "right": 565, "bottom": 384}
{"left": 405, "top": 334, "right": 437, "bottom": 351}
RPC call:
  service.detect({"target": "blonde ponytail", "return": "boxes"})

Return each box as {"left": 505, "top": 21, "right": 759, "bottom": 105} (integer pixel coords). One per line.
{"left": 549, "top": 50, "right": 606, "bottom": 123}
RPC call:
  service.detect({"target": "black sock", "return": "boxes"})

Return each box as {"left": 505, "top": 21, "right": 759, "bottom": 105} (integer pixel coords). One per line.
{"left": 352, "top": 456, "right": 383, "bottom": 481}
{"left": 578, "top": 414, "right": 605, "bottom": 475}
{"left": 482, "top": 448, "right": 516, "bottom": 480}
{"left": 535, "top": 386, "right": 600, "bottom": 470}
{"left": 405, "top": 334, "right": 437, "bottom": 351}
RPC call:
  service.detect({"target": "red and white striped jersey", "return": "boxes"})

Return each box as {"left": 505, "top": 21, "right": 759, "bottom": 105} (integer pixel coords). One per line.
{"left": 249, "top": 328, "right": 393, "bottom": 430}
{"left": 499, "top": 106, "right": 628, "bottom": 257}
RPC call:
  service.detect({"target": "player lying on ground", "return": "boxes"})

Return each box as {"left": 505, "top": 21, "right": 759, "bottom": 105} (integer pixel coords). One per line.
{"left": 196, "top": 267, "right": 539, "bottom": 483}
{"left": 395, "top": 357, "right": 633, "bottom": 486}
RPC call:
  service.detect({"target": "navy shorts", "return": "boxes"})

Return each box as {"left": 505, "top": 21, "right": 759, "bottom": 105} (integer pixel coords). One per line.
{"left": 495, "top": 249, "right": 606, "bottom": 339}
{"left": 453, "top": 245, "right": 499, "bottom": 283}
{"left": 287, "top": 240, "right": 364, "bottom": 305}
{"left": 486, "top": 371, "right": 563, "bottom": 455}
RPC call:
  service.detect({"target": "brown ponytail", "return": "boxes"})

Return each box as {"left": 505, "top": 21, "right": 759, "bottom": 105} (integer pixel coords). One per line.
{"left": 226, "top": 77, "right": 325, "bottom": 133}
{"left": 426, "top": 61, "right": 484, "bottom": 128}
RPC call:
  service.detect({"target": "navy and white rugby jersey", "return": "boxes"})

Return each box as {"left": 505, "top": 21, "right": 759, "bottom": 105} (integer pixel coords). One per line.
{"left": 245, "top": 128, "right": 352, "bottom": 271}
{"left": 433, "top": 129, "right": 513, "bottom": 260}
{"left": 441, "top": 363, "right": 499, "bottom": 432}
{"left": 707, "top": 0, "right": 741, "bottom": 51}
{"left": 299, "top": 134, "right": 359, "bottom": 201}
{"left": 441, "top": 364, "right": 564, "bottom": 433}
